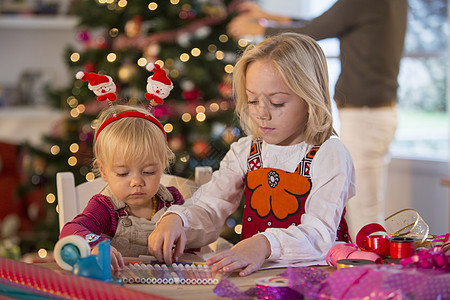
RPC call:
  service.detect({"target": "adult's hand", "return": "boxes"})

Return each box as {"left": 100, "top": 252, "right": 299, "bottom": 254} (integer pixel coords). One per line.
{"left": 227, "top": 16, "right": 265, "bottom": 39}
{"left": 235, "top": 2, "right": 268, "bottom": 19}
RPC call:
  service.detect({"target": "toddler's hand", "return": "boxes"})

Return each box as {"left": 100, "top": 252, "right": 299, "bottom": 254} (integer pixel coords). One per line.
{"left": 148, "top": 213, "right": 186, "bottom": 265}
{"left": 110, "top": 245, "right": 125, "bottom": 271}
{"left": 91, "top": 244, "right": 125, "bottom": 271}
{"left": 206, "top": 234, "right": 271, "bottom": 276}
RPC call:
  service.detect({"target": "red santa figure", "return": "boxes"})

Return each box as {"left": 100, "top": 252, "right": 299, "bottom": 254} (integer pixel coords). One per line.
{"left": 145, "top": 63, "right": 173, "bottom": 106}
{"left": 76, "top": 72, "right": 117, "bottom": 102}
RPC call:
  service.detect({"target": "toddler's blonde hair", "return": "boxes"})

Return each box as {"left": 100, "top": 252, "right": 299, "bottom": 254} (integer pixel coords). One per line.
{"left": 92, "top": 104, "right": 174, "bottom": 176}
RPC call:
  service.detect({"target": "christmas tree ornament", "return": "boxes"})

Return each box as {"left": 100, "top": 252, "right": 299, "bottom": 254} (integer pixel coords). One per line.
{"left": 108, "top": 28, "right": 119, "bottom": 38}
{"left": 76, "top": 30, "right": 90, "bottom": 42}
{"left": 169, "top": 135, "right": 185, "bottom": 152}
{"left": 145, "top": 63, "right": 174, "bottom": 107}
{"left": 194, "top": 26, "right": 212, "bottom": 39}
{"left": 153, "top": 105, "right": 169, "bottom": 118}
{"left": 180, "top": 80, "right": 202, "bottom": 102}
{"left": 182, "top": 88, "right": 202, "bottom": 102}
{"left": 144, "top": 43, "right": 161, "bottom": 59}
{"left": 192, "top": 140, "right": 210, "bottom": 159}
{"left": 202, "top": 1, "right": 227, "bottom": 19}
{"left": 82, "top": 63, "right": 96, "bottom": 73}
{"left": 179, "top": 6, "right": 196, "bottom": 20}
{"left": 218, "top": 82, "right": 232, "bottom": 98}
{"left": 75, "top": 72, "right": 117, "bottom": 102}
{"left": 118, "top": 63, "right": 137, "bottom": 83}
{"left": 125, "top": 16, "right": 142, "bottom": 38}
{"left": 94, "top": 35, "right": 108, "bottom": 49}
{"left": 177, "top": 33, "right": 192, "bottom": 48}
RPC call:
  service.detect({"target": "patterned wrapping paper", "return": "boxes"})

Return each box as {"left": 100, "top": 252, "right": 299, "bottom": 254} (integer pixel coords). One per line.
{"left": 214, "top": 256, "right": 449, "bottom": 300}
{"left": 286, "top": 264, "right": 450, "bottom": 300}
{"left": 0, "top": 258, "right": 169, "bottom": 300}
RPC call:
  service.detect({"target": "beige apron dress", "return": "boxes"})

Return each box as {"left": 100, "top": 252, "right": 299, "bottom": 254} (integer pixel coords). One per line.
{"left": 100, "top": 184, "right": 174, "bottom": 257}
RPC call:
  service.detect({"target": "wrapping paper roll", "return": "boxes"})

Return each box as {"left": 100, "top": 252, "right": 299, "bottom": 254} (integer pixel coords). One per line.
{"left": 255, "top": 276, "right": 303, "bottom": 299}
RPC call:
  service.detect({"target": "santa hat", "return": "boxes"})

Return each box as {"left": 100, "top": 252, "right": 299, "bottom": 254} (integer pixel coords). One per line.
{"left": 146, "top": 63, "right": 172, "bottom": 86}
{"left": 76, "top": 71, "right": 111, "bottom": 87}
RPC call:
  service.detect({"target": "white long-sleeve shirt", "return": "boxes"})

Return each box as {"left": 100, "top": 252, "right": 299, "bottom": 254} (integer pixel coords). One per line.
{"left": 165, "top": 135, "right": 356, "bottom": 263}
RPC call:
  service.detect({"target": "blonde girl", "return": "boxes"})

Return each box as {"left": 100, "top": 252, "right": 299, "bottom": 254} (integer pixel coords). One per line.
{"left": 149, "top": 33, "right": 355, "bottom": 276}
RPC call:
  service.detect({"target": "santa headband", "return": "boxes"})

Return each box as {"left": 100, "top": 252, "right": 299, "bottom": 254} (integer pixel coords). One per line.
{"left": 75, "top": 68, "right": 170, "bottom": 143}
{"left": 95, "top": 111, "right": 166, "bottom": 143}
{"left": 76, "top": 63, "right": 173, "bottom": 107}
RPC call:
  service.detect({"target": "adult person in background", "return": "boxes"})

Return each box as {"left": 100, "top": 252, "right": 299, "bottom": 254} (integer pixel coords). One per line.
{"left": 228, "top": 0, "right": 408, "bottom": 241}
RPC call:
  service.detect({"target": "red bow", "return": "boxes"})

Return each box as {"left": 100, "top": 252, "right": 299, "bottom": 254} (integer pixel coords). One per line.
{"left": 97, "top": 93, "right": 117, "bottom": 102}
{"left": 145, "top": 93, "right": 164, "bottom": 105}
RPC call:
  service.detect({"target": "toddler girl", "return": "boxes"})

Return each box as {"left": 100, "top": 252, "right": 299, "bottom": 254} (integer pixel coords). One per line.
{"left": 60, "top": 104, "right": 184, "bottom": 270}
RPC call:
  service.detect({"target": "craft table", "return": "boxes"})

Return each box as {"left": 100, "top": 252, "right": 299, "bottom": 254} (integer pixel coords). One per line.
{"left": 36, "top": 262, "right": 333, "bottom": 299}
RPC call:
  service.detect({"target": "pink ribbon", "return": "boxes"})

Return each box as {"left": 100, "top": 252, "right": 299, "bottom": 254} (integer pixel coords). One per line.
{"left": 401, "top": 246, "right": 450, "bottom": 270}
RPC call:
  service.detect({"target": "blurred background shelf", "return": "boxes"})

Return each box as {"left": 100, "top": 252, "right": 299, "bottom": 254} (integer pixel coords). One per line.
{"left": 0, "top": 15, "right": 78, "bottom": 30}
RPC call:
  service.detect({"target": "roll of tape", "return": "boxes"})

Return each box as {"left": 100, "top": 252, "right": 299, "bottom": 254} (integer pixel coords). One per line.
{"left": 336, "top": 259, "right": 375, "bottom": 269}
{"left": 255, "top": 276, "right": 302, "bottom": 300}
{"left": 54, "top": 235, "right": 91, "bottom": 271}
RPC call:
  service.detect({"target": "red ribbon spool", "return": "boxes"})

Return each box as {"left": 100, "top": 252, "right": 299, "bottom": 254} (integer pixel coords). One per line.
{"left": 366, "top": 235, "right": 391, "bottom": 258}
{"left": 356, "top": 223, "right": 389, "bottom": 250}
{"left": 390, "top": 237, "right": 415, "bottom": 259}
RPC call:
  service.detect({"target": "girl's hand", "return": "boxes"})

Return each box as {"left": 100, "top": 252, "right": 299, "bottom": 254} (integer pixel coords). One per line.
{"left": 148, "top": 213, "right": 186, "bottom": 265}
{"left": 110, "top": 245, "right": 125, "bottom": 271}
{"left": 206, "top": 235, "right": 271, "bottom": 276}
{"left": 91, "top": 244, "right": 125, "bottom": 271}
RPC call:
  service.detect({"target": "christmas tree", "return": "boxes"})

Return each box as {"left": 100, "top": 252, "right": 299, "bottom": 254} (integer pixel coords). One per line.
{"left": 19, "top": 0, "right": 248, "bottom": 257}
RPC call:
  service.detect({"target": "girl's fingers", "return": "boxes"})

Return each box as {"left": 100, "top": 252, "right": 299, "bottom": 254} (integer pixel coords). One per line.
{"left": 111, "top": 252, "right": 120, "bottom": 271}
{"left": 116, "top": 252, "right": 125, "bottom": 269}
{"left": 206, "top": 255, "right": 223, "bottom": 269}
{"left": 149, "top": 235, "right": 165, "bottom": 263}
{"left": 221, "top": 257, "right": 249, "bottom": 273}
{"left": 153, "top": 240, "right": 164, "bottom": 263}
{"left": 206, "top": 250, "right": 228, "bottom": 265}
{"left": 163, "top": 237, "right": 175, "bottom": 265}
{"left": 239, "top": 263, "right": 258, "bottom": 277}
{"left": 208, "top": 253, "right": 239, "bottom": 273}
{"left": 173, "top": 233, "right": 186, "bottom": 262}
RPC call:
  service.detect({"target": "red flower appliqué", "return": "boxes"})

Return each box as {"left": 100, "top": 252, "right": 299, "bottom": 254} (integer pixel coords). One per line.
{"left": 247, "top": 168, "right": 311, "bottom": 220}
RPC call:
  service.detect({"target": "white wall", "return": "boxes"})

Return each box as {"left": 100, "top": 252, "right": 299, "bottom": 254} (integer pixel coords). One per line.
{"left": 385, "top": 157, "right": 449, "bottom": 235}
{"left": 0, "top": 16, "right": 79, "bottom": 89}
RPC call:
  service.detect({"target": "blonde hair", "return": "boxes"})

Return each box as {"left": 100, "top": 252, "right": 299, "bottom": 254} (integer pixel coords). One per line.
{"left": 233, "top": 33, "right": 336, "bottom": 145}
{"left": 92, "top": 105, "right": 174, "bottom": 176}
